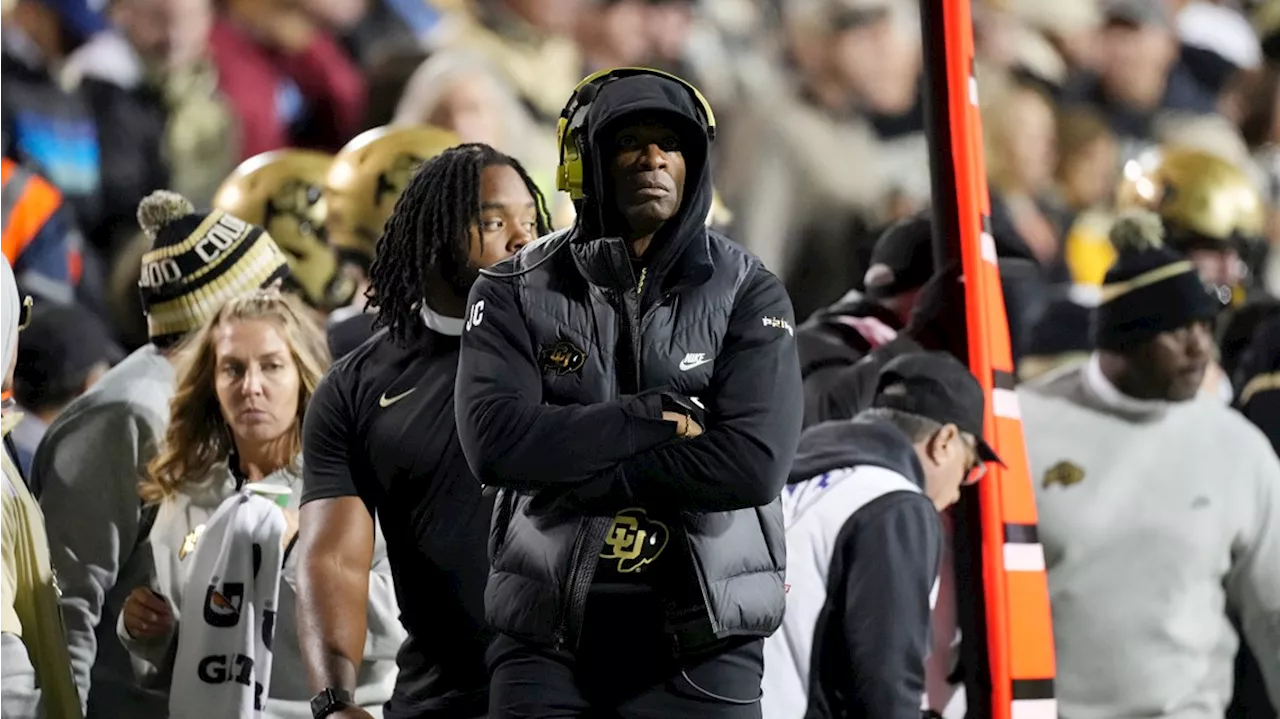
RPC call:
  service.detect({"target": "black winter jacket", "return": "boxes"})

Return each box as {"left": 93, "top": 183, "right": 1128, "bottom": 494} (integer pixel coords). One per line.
{"left": 454, "top": 73, "right": 803, "bottom": 651}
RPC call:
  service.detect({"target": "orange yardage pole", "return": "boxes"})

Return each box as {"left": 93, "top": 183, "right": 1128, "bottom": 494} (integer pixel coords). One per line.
{"left": 927, "top": 0, "right": 1058, "bottom": 717}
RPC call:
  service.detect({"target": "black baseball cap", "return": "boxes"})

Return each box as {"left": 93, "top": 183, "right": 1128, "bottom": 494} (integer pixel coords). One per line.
{"left": 871, "top": 351, "right": 1004, "bottom": 465}
{"left": 15, "top": 304, "right": 123, "bottom": 390}
{"left": 863, "top": 212, "right": 935, "bottom": 300}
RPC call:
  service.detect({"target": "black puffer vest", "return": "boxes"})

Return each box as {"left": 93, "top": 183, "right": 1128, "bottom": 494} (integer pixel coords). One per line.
{"left": 484, "top": 227, "right": 786, "bottom": 651}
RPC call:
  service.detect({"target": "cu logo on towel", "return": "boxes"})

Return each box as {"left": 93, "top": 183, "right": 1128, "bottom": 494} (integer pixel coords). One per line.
{"left": 466, "top": 300, "right": 485, "bottom": 332}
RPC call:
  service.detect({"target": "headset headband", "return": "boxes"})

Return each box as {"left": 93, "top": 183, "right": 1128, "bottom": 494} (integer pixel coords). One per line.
{"left": 560, "top": 67, "right": 717, "bottom": 140}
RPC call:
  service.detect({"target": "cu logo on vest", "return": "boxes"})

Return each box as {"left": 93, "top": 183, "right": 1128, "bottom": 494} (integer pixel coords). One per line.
{"left": 466, "top": 300, "right": 485, "bottom": 332}
{"left": 203, "top": 581, "right": 244, "bottom": 628}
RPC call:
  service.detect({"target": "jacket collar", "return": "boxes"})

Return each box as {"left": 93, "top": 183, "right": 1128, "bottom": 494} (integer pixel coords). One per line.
{"left": 569, "top": 229, "right": 714, "bottom": 293}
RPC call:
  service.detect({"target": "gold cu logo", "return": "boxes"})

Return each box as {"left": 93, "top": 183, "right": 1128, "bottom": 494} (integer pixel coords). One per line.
{"left": 600, "top": 508, "right": 669, "bottom": 573}
{"left": 538, "top": 339, "right": 586, "bottom": 375}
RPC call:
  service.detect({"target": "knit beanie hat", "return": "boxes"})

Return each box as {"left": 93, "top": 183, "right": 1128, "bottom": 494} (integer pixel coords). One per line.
{"left": 1093, "top": 209, "right": 1221, "bottom": 351}
{"left": 137, "top": 191, "right": 291, "bottom": 348}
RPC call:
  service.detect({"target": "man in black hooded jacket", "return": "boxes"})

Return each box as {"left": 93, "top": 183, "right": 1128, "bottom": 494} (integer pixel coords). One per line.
{"left": 454, "top": 68, "right": 803, "bottom": 718}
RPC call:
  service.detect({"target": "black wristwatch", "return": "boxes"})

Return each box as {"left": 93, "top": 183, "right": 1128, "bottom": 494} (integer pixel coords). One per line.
{"left": 310, "top": 687, "right": 354, "bottom": 718}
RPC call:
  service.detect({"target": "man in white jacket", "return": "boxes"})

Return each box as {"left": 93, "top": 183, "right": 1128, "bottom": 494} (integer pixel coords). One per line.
{"left": 1020, "top": 210, "right": 1280, "bottom": 718}
{"left": 32, "top": 190, "right": 292, "bottom": 718}
{"left": 763, "top": 351, "right": 998, "bottom": 719}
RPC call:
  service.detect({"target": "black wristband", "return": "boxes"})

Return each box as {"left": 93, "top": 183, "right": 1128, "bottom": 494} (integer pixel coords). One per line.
{"left": 310, "top": 687, "right": 354, "bottom": 718}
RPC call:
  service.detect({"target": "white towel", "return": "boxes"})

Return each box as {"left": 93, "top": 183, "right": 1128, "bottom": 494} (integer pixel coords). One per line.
{"left": 169, "top": 491, "right": 286, "bottom": 719}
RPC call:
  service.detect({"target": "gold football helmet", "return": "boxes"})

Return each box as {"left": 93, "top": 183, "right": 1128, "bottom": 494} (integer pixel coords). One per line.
{"left": 1117, "top": 146, "right": 1265, "bottom": 249}
{"left": 324, "top": 125, "right": 461, "bottom": 267}
{"left": 1117, "top": 146, "right": 1266, "bottom": 306}
{"left": 213, "top": 150, "right": 355, "bottom": 310}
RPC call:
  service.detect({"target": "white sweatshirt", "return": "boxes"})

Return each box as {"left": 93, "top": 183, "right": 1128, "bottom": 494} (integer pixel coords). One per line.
{"left": 1019, "top": 357, "right": 1280, "bottom": 719}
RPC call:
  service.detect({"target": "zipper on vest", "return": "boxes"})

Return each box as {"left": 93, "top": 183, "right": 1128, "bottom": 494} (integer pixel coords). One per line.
{"left": 552, "top": 518, "right": 588, "bottom": 648}
{"left": 614, "top": 259, "right": 645, "bottom": 394}
{"left": 553, "top": 250, "right": 649, "bottom": 649}
{"left": 553, "top": 516, "right": 609, "bottom": 649}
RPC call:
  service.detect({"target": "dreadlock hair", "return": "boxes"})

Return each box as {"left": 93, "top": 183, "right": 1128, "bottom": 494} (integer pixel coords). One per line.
{"left": 367, "top": 143, "right": 551, "bottom": 344}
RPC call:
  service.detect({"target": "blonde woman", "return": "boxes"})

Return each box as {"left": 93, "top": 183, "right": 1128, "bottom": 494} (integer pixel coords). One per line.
{"left": 118, "top": 290, "right": 403, "bottom": 718}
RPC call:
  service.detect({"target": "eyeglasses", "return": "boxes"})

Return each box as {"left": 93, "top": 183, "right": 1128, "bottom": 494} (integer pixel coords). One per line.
{"left": 962, "top": 435, "right": 987, "bottom": 485}
{"left": 17, "top": 295, "right": 32, "bottom": 332}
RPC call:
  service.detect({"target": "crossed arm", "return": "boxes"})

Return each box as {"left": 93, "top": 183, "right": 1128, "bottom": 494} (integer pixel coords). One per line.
{"left": 454, "top": 266, "right": 804, "bottom": 512}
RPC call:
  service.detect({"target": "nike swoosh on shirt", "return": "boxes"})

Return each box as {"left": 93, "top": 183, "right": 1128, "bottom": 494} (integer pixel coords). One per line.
{"left": 679, "top": 357, "right": 713, "bottom": 371}
{"left": 379, "top": 388, "right": 416, "bottom": 407}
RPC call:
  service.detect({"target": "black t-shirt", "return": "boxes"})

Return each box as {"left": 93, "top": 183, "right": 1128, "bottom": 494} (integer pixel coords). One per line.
{"left": 302, "top": 319, "right": 490, "bottom": 719}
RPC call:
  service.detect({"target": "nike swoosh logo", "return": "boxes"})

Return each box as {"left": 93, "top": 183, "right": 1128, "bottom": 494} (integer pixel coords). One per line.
{"left": 379, "top": 388, "right": 415, "bottom": 408}
{"left": 679, "top": 358, "right": 713, "bottom": 371}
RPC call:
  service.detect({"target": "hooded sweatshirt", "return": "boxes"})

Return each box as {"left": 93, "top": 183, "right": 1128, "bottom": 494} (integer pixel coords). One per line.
{"left": 455, "top": 71, "right": 802, "bottom": 649}
{"left": 1, "top": 256, "right": 84, "bottom": 718}
{"left": 762, "top": 416, "right": 943, "bottom": 719}
{"left": 31, "top": 342, "right": 175, "bottom": 718}
{"left": 1020, "top": 358, "right": 1280, "bottom": 718}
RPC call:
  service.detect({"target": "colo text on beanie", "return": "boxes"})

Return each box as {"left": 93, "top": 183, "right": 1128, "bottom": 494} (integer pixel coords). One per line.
{"left": 136, "top": 191, "right": 291, "bottom": 348}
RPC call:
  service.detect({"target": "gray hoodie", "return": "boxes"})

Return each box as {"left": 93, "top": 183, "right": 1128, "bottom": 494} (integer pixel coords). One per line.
{"left": 32, "top": 343, "right": 175, "bottom": 718}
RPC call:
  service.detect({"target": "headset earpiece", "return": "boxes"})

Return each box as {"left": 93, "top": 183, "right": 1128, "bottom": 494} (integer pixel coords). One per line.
{"left": 557, "top": 132, "right": 585, "bottom": 199}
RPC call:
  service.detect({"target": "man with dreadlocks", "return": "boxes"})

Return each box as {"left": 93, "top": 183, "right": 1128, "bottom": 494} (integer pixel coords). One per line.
{"left": 294, "top": 143, "right": 547, "bottom": 719}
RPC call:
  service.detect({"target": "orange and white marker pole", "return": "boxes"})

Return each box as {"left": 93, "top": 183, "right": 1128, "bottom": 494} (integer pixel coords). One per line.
{"left": 919, "top": 0, "right": 1058, "bottom": 717}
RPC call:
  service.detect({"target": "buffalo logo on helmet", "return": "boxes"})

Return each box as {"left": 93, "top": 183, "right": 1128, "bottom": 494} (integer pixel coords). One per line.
{"left": 264, "top": 179, "right": 326, "bottom": 240}
{"left": 374, "top": 154, "right": 426, "bottom": 208}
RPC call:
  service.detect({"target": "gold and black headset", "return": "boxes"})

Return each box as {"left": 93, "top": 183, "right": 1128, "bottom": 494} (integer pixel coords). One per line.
{"left": 555, "top": 66, "right": 716, "bottom": 201}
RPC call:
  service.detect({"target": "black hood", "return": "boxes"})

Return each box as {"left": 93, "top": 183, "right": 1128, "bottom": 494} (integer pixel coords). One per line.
{"left": 569, "top": 73, "right": 714, "bottom": 290}
{"left": 788, "top": 415, "right": 925, "bottom": 490}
